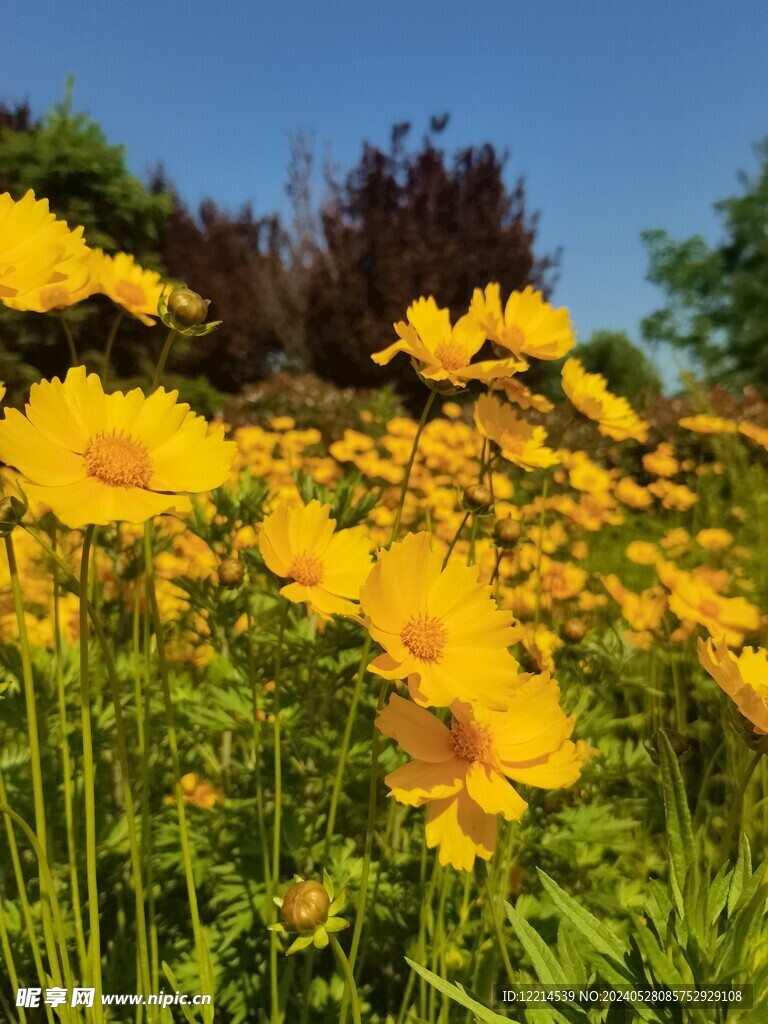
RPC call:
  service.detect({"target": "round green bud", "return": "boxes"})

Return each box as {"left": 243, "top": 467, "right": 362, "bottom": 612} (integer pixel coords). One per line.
{"left": 217, "top": 557, "right": 244, "bottom": 588}
{"left": 493, "top": 516, "right": 522, "bottom": 548}
{"left": 0, "top": 495, "right": 27, "bottom": 536}
{"left": 560, "top": 617, "right": 587, "bottom": 643}
{"left": 168, "top": 287, "right": 210, "bottom": 328}
{"left": 462, "top": 483, "right": 493, "bottom": 515}
{"left": 281, "top": 880, "right": 330, "bottom": 932}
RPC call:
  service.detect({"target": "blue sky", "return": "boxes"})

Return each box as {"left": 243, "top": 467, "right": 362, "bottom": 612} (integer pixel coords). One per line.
{"left": 3, "top": 0, "right": 767, "bottom": 383}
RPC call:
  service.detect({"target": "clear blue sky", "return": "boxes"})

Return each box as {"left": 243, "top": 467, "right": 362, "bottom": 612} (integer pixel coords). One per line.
{"left": 3, "top": 0, "right": 768, "bottom": 383}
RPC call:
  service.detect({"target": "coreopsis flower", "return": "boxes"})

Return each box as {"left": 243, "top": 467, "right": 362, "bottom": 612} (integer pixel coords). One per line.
{"left": 698, "top": 638, "right": 768, "bottom": 736}
{"left": 180, "top": 773, "right": 224, "bottom": 809}
{"left": 94, "top": 250, "right": 165, "bottom": 326}
{"left": 258, "top": 500, "right": 372, "bottom": 618}
{"left": 647, "top": 479, "right": 698, "bottom": 512}
{"left": 561, "top": 450, "right": 613, "bottom": 494}
{"left": 657, "top": 561, "right": 760, "bottom": 645}
{"left": 739, "top": 421, "right": 768, "bottom": 451}
{"left": 270, "top": 872, "right": 348, "bottom": 954}
{"left": 625, "top": 541, "right": 660, "bottom": 565}
{"left": 0, "top": 366, "right": 235, "bottom": 528}
{"left": 561, "top": 358, "right": 649, "bottom": 443}
{"left": 496, "top": 376, "right": 554, "bottom": 412}
{"left": 696, "top": 528, "right": 733, "bottom": 551}
{"left": 642, "top": 443, "right": 679, "bottom": 478}
{"left": 474, "top": 394, "right": 558, "bottom": 472}
{"left": 601, "top": 575, "right": 666, "bottom": 649}
{"left": 0, "top": 190, "right": 91, "bottom": 311}
{"left": 614, "top": 476, "right": 653, "bottom": 510}
{"left": 359, "top": 531, "right": 520, "bottom": 708}
{"left": 371, "top": 296, "right": 526, "bottom": 390}
{"left": 469, "top": 284, "right": 575, "bottom": 360}
{"left": 678, "top": 414, "right": 738, "bottom": 434}
{"left": 376, "top": 684, "right": 583, "bottom": 871}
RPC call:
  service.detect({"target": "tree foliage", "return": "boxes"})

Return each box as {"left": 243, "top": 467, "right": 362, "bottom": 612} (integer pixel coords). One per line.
{"left": 304, "top": 117, "right": 559, "bottom": 400}
{"left": 641, "top": 139, "right": 768, "bottom": 388}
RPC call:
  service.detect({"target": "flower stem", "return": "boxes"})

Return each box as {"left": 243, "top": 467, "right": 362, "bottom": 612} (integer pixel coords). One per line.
{"left": 722, "top": 748, "right": 764, "bottom": 860}
{"left": 389, "top": 389, "right": 436, "bottom": 544}
{"left": 151, "top": 329, "right": 178, "bottom": 391}
{"left": 102, "top": 309, "right": 124, "bottom": 387}
{"left": 442, "top": 511, "right": 470, "bottom": 568}
{"left": 269, "top": 598, "right": 289, "bottom": 1024}
{"left": 144, "top": 523, "right": 214, "bottom": 1016}
{"left": 330, "top": 935, "right": 363, "bottom": 1024}
{"left": 59, "top": 315, "right": 78, "bottom": 366}
{"left": 484, "top": 865, "right": 516, "bottom": 988}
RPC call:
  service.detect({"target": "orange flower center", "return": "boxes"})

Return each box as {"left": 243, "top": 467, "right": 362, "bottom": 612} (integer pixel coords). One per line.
{"left": 288, "top": 552, "right": 324, "bottom": 587}
{"left": 451, "top": 720, "right": 492, "bottom": 761}
{"left": 115, "top": 279, "right": 146, "bottom": 308}
{"left": 83, "top": 431, "right": 152, "bottom": 488}
{"left": 698, "top": 598, "right": 721, "bottom": 619}
{"left": 434, "top": 343, "right": 467, "bottom": 371}
{"left": 505, "top": 324, "right": 526, "bottom": 349}
{"left": 401, "top": 612, "right": 447, "bottom": 662}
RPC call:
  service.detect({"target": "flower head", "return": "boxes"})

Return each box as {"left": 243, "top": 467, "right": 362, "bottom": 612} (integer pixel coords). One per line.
{"left": 376, "top": 684, "right": 583, "bottom": 871}
{"left": 0, "top": 190, "right": 91, "bottom": 312}
{"left": 678, "top": 414, "right": 737, "bottom": 434}
{"left": 0, "top": 366, "right": 235, "bottom": 528}
{"left": 698, "top": 638, "right": 768, "bottom": 737}
{"left": 360, "top": 531, "right": 520, "bottom": 708}
{"left": 269, "top": 871, "right": 348, "bottom": 954}
{"left": 474, "top": 393, "right": 558, "bottom": 472}
{"left": 561, "top": 358, "right": 648, "bottom": 442}
{"left": 372, "top": 296, "right": 526, "bottom": 390}
{"left": 258, "top": 500, "right": 371, "bottom": 619}
{"left": 94, "top": 250, "right": 165, "bottom": 326}
{"left": 469, "top": 284, "right": 575, "bottom": 360}
{"left": 657, "top": 561, "right": 760, "bottom": 645}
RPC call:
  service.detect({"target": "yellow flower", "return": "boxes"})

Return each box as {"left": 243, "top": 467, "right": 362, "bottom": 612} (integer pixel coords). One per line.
{"left": 258, "top": 500, "right": 372, "bottom": 619}
{"left": 657, "top": 561, "right": 760, "bottom": 645}
{"left": 474, "top": 393, "right": 558, "bottom": 472}
{"left": 561, "top": 450, "right": 613, "bottom": 494}
{"left": 698, "top": 638, "right": 768, "bottom": 736}
{"left": 0, "top": 366, "right": 235, "bottom": 528}
{"left": 561, "top": 358, "right": 648, "bottom": 442}
{"left": 95, "top": 250, "right": 165, "bottom": 326}
{"left": 376, "top": 684, "right": 582, "bottom": 871}
{"left": 739, "top": 421, "right": 768, "bottom": 451}
{"left": 696, "top": 528, "right": 733, "bottom": 551}
{"left": 179, "top": 772, "right": 224, "bottom": 809}
{"left": 496, "top": 377, "right": 554, "bottom": 412}
{"left": 647, "top": 479, "right": 698, "bottom": 512}
{"left": 678, "top": 414, "right": 738, "bottom": 434}
{"left": 601, "top": 575, "right": 666, "bottom": 647}
{"left": 626, "top": 541, "right": 660, "bottom": 566}
{"left": 372, "top": 296, "right": 526, "bottom": 389}
{"left": 0, "top": 190, "right": 91, "bottom": 312}
{"left": 360, "top": 531, "right": 520, "bottom": 708}
{"left": 469, "top": 284, "right": 575, "bottom": 360}
{"left": 642, "top": 443, "right": 679, "bottom": 478}
{"left": 615, "top": 476, "right": 653, "bottom": 510}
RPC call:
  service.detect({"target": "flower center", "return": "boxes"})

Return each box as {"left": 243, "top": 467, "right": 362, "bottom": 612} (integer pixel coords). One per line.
{"left": 434, "top": 343, "right": 467, "bottom": 371}
{"left": 505, "top": 324, "right": 526, "bottom": 350}
{"left": 288, "top": 552, "right": 324, "bottom": 587}
{"left": 499, "top": 429, "right": 527, "bottom": 455}
{"left": 698, "top": 598, "right": 721, "bottom": 619}
{"left": 401, "top": 612, "right": 447, "bottom": 662}
{"left": 451, "top": 720, "right": 492, "bottom": 761}
{"left": 115, "top": 280, "right": 146, "bottom": 308}
{"left": 83, "top": 431, "right": 152, "bottom": 488}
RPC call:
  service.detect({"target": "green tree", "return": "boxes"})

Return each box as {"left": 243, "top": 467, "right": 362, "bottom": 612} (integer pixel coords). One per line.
{"left": 575, "top": 330, "right": 662, "bottom": 408}
{"left": 641, "top": 139, "right": 768, "bottom": 388}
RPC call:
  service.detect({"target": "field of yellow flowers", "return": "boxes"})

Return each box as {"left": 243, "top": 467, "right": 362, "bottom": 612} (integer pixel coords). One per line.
{"left": 1, "top": 189, "right": 768, "bottom": 1022}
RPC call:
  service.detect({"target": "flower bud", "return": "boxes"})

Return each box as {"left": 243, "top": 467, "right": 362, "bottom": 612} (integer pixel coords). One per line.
{"left": 0, "top": 495, "right": 27, "bottom": 536}
{"left": 493, "top": 516, "right": 521, "bottom": 548}
{"left": 462, "top": 483, "right": 493, "bottom": 515}
{"left": 281, "top": 880, "right": 330, "bottom": 933}
{"left": 168, "top": 286, "right": 210, "bottom": 328}
{"left": 560, "top": 617, "right": 587, "bottom": 643}
{"left": 218, "top": 556, "right": 244, "bottom": 588}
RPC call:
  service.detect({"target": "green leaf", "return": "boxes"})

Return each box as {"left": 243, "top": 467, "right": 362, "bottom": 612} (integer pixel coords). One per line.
{"left": 537, "top": 871, "right": 631, "bottom": 978}
{"left": 557, "top": 924, "right": 587, "bottom": 987}
{"left": 658, "top": 731, "right": 695, "bottom": 891}
{"left": 161, "top": 962, "right": 202, "bottom": 1024}
{"left": 631, "top": 920, "right": 686, "bottom": 987}
{"left": 727, "top": 835, "right": 752, "bottom": 918}
{"left": 404, "top": 959, "right": 520, "bottom": 1024}
{"left": 506, "top": 901, "right": 568, "bottom": 984}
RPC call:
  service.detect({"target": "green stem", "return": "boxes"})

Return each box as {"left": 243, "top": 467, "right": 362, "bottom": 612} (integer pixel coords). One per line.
{"left": 102, "top": 309, "right": 124, "bottom": 387}
{"left": 390, "top": 389, "right": 436, "bottom": 544}
{"left": 442, "top": 511, "right": 470, "bottom": 568}
{"left": 484, "top": 866, "right": 515, "bottom": 988}
{"left": 330, "top": 935, "right": 362, "bottom": 1024}
{"left": 269, "top": 599, "right": 289, "bottom": 1024}
{"left": 324, "top": 635, "right": 372, "bottom": 858}
{"left": 246, "top": 600, "right": 271, "bottom": 890}
{"left": 722, "top": 749, "right": 764, "bottom": 859}
{"left": 144, "top": 523, "right": 214, "bottom": 1015}
{"left": 151, "top": 329, "right": 179, "bottom": 391}
{"left": 59, "top": 315, "right": 78, "bottom": 367}
{"left": 533, "top": 476, "right": 550, "bottom": 629}
{"left": 79, "top": 525, "right": 105, "bottom": 1018}
{"left": 0, "top": 897, "right": 25, "bottom": 1024}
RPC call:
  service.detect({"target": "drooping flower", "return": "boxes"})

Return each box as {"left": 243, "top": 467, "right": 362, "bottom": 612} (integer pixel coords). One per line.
{"left": 0, "top": 190, "right": 91, "bottom": 311}
{"left": 698, "top": 638, "right": 768, "bottom": 736}
{"left": 371, "top": 296, "right": 526, "bottom": 389}
{"left": 360, "top": 531, "right": 520, "bottom": 708}
{"left": 94, "top": 250, "right": 166, "bottom": 326}
{"left": 0, "top": 366, "right": 235, "bottom": 528}
{"left": 376, "top": 684, "right": 583, "bottom": 871}
{"left": 474, "top": 393, "right": 559, "bottom": 472}
{"left": 258, "top": 500, "right": 372, "bottom": 619}
{"left": 561, "top": 358, "right": 648, "bottom": 442}
{"left": 469, "top": 284, "right": 575, "bottom": 360}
